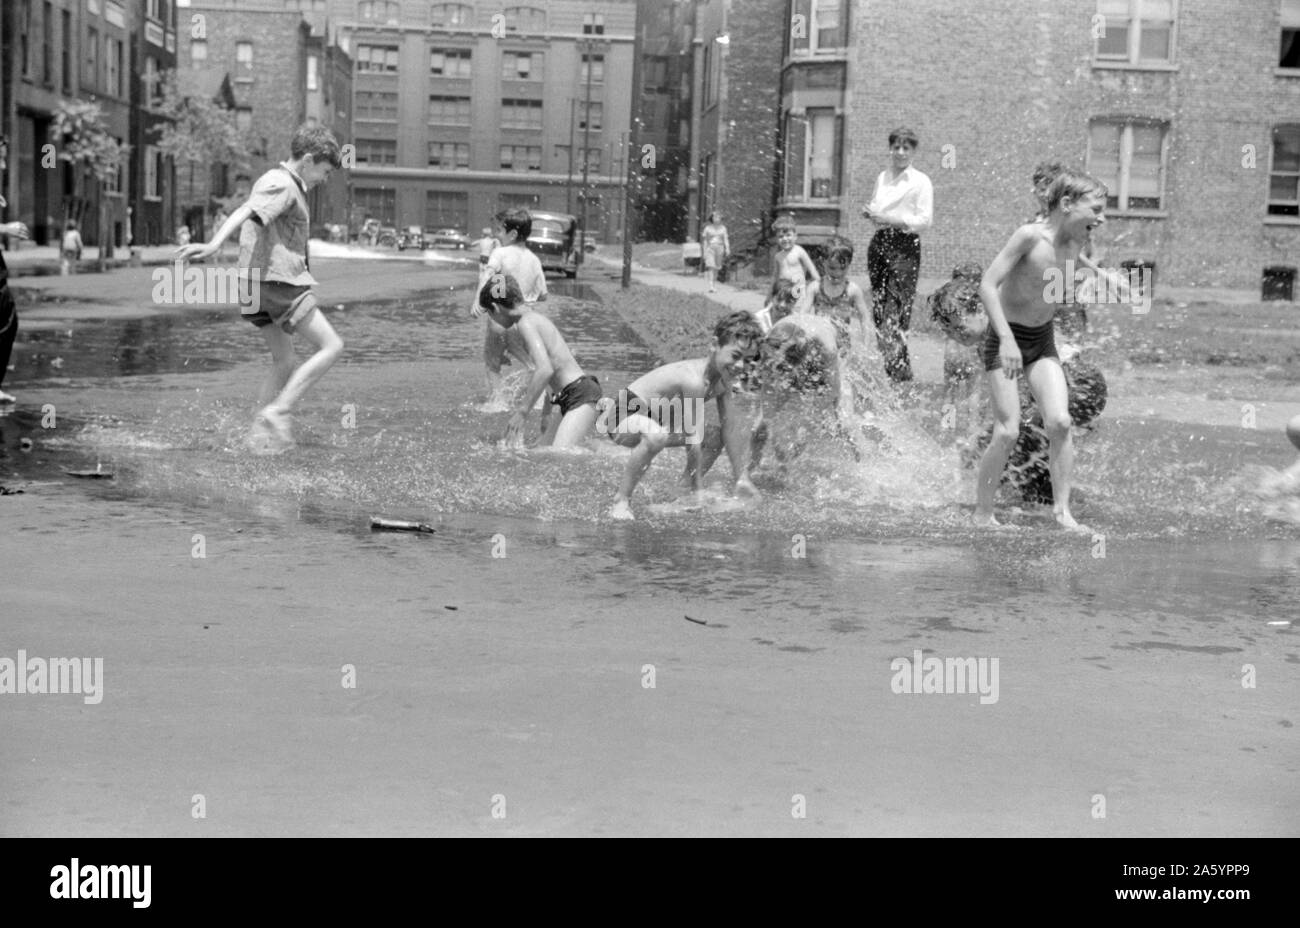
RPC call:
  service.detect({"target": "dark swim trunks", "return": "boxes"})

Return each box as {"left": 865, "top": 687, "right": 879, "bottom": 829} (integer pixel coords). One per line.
{"left": 981, "top": 319, "right": 1059, "bottom": 372}
{"left": 551, "top": 374, "right": 602, "bottom": 416}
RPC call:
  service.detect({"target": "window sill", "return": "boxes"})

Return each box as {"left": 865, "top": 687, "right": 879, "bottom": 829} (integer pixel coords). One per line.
{"left": 1091, "top": 60, "right": 1179, "bottom": 72}
{"left": 1264, "top": 216, "right": 1300, "bottom": 226}
{"left": 1107, "top": 210, "right": 1168, "bottom": 219}
{"left": 143, "top": 195, "right": 162, "bottom": 203}
{"left": 1275, "top": 67, "right": 1300, "bottom": 77}
{"left": 777, "top": 198, "right": 843, "bottom": 208}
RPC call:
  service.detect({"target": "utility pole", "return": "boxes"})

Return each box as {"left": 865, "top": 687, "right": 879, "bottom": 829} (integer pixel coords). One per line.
{"left": 579, "top": 37, "right": 594, "bottom": 268}
{"left": 622, "top": 0, "right": 648, "bottom": 289}
{"left": 566, "top": 97, "right": 576, "bottom": 216}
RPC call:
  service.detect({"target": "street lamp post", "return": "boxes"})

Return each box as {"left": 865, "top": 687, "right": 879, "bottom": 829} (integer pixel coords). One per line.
{"left": 578, "top": 37, "right": 594, "bottom": 267}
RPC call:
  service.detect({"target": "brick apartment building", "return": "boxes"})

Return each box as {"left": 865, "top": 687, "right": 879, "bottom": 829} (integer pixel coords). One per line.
{"left": 178, "top": 0, "right": 351, "bottom": 240}
{"left": 1, "top": 0, "right": 177, "bottom": 249}
{"left": 132, "top": 0, "right": 179, "bottom": 247}
{"left": 816, "top": 0, "right": 1300, "bottom": 293}
{"left": 328, "top": 0, "right": 635, "bottom": 240}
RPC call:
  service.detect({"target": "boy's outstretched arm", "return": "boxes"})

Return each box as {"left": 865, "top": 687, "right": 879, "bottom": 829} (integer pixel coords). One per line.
{"left": 174, "top": 205, "right": 254, "bottom": 262}
{"left": 505, "top": 320, "right": 553, "bottom": 443}
{"left": 979, "top": 226, "right": 1036, "bottom": 379}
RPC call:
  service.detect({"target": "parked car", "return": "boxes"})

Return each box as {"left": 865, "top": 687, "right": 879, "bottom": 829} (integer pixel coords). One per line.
{"left": 526, "top": 211, "right": 579, "bottom": 279}
{"left": 397, "top": 226, "right": 426, "bottom": 250}
{"left": 376, "top": 225, "right": 398, "bottom": 247}
{"left": 580, "top": 232, "right": 600, "bottom": 254}
{"left": 426, "top": 228, "right": 470, "bottom": 249}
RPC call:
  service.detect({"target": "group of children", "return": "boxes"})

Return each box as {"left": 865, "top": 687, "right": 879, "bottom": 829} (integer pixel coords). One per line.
{"left": 169, "top": 124, "right": 1220, "bottom": 528}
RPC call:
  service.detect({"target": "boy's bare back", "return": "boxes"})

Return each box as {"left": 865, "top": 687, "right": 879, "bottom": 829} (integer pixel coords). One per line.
{"left": 512, "top": 311, "right": 582, "bottom": 392}
{"left": 629, "top": 358, "right": 716, "bottom": 403}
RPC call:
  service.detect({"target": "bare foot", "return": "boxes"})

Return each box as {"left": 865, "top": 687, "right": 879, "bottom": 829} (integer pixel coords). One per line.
{"left": 1054, "top": 510, "right": 1091, "bottom": 533}
{"left": 735, "top": 476, "right": 761, "bottom": 500}
{"left": 972, "top": 511, "right": 1017, "bottom": 530}
{"left": 249, "top": 407, "right": 294, "bottom": 455}
{"left": 608, "top": 499, "right": 634, "bottom": 521}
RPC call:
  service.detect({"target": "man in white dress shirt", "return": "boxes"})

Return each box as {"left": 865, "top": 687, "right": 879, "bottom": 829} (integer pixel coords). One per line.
{"left": 862, "top": 127, "right": 933, "bottom": 382}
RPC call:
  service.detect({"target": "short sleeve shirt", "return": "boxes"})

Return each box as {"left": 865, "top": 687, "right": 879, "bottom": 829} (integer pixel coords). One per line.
{"left": 239, "top": 165, "right": 315, "bottom": 286}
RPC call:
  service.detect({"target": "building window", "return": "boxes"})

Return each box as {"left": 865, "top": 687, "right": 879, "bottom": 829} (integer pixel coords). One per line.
{"left": 430, "top": 49, "right": 472, "bottom": 77}
{"left": 19, "top": 1, "right": 31, "bottom": 78}
{"left": 85, "top": 26, "right": 98, "bottom": 90}
{"left": 500, "top": 145, "right": 542, "bottom": 172}
{"left": 504, "top": 6, "right": 546, "bottom": 34}
{"left": 143, "top": 56, "right": 160, "bottom": 105}
{"left": 790, "top": 0, "right": 847, "bottom": 55}
{"left": 1282, "top": 0, "right": 1300, "bottom": 68}
{"left": 356, "top": 90, "right": 399, "bottom": 120}
{"left": 355, "top": 187, "right": 397, "bottom": 225}
{"left": 428, "top": 95, "right": 472, "bottom": 124}
{"left": 42, "top": 1, "right": 54, "bottom": 85}
{"left": 236, "top": 41, "right": 253, "bottom": 70}
{"left": 61, "top": 10, "right": 71, "bottom": 90}
{"left": 357, "top": 139, "right": 397, "bottom": 164}
{"left": 1087, "top": 119, "right": 1166, "bottom": 211}
{"left": 783, "top": 109, "right": 842, "bottom": 200}
{"left": 144, "top": 145, "right": 162, "bottom": 199}
{"left": 703, "top": 43, "right": 720, "bottom": 107}
{"left": 582, "top": 147, "right": 601, "bottom": 173}
{"left": 431, "top": 3, "right": 472, "bottom": 27}
{"left": 103, "top": 137, "right": 124, "bottom": 193}
{"left": 580, "top": 54, "right": 604, "bottom": 84}
{"left": 307, "top": 54, "right": 319, "bottom": 91}
{"left": 236, "top": 107, "right": 252, "bottom": 132}
{"left": 1268, "top": 125, "right": 1300, "bottom": 216}
{"left": 498, "top": 192, "right": 540, "bottom": 211}
{"left": 578, "top": 101, "right": 603, "bottom": 131}
{"left": 428, "top": 142, "right": 470, "bottom": 169}
{"left": 583, "top": 13, "right": 604, "bottom": 35}
{"left": 501, "top": 98, "right": 543, "bottom": 129}
{"left": 357, "top": 44, "right": 399, "bottom": 72}
{"left": 425, "top": 190, "right": 468, "bottom": 230}
{"left": 502, "top": 51, "right": 542, "bottom": 80}
{"left": 107, "top": 37, "right": 123, "bottom": 97}
{"left": 358, "top": 1, "right": 401, "bottom": 23}
{"left": 191, "top": 38, "right": 207, "bottom": 67}
{"left": 1094, "top": 0, "right": 1176, "bottom": 65}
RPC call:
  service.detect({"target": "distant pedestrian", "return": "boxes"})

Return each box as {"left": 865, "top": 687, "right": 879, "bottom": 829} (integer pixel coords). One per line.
{"left": 0, "top": 135, "right": 31, "bottom": 404}
{"left": 212, "top": 208, "right": 230, "bottom": 263}
{"left": 701, "top": 211, "right": 730, "bottom": 293}
{"left": 60, "top": 220, "right": 84, "bottom": 276}
{"left": 176, "top": 224, "right": 191, "bottom": 247}
{"left": 863, "top": 126, "right": 933, "bottom": 382}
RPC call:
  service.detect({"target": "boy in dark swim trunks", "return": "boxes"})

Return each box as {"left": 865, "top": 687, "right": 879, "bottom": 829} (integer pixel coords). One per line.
{"left": 478, "top": 273, "right": 601, "bottom": 448}
{"left": 602, "top": 311, "right": 763, "bottom": 520}
{"left": 974, "top": 169, "right": 1107, "bottom": 531}
{"left": 176, "top": 125, "right": 344, "bottom": 452}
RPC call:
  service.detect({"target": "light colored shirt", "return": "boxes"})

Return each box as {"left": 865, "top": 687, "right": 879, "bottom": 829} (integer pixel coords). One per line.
{"left": 866, "top": 166, "right": 933, "bottom": 235}
{"left": 239, "top": 163, "right": 314, "bottom": 286}
{"left": 482, "top": 243, "right": 547, "bottom": 303}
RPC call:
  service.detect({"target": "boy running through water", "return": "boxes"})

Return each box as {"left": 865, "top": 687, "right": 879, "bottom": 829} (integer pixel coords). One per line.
{"left": 176, "top": 125, "right": 344, "bottom": 452}
{"left": 478, "top": 273, "right": 601, "bottom": 448}
{"left": 604, "top": 311, "right": 764, "bottom": 521}
{"left": 974, "top": 169, "right": 1107, "bottom": 531}
{"left": 472, "top": 209, "right": 546, "bottom": 393}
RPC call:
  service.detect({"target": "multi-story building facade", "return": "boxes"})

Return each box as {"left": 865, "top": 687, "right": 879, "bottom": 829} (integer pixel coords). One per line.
{"left": 334, "top": 0, "right": 635, "bottom": 240}
{"left": 2, "top": 0, "right": 158, "bottom": 250}
{"left": 131, "top": 0, "right": 179, "bottom": 246}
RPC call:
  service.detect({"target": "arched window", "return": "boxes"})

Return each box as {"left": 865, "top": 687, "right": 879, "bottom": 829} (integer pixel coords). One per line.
{"left": 431, "top": 3, "right": 473, "bottom": 27}
{"left": 358, "top": 1, "right": 401, "bottom": 24}
{"left": 504, "top": 6, "right": 546, "bottom": 34}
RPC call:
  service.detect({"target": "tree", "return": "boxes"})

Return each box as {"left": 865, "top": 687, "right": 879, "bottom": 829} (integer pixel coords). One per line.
{"left": 50, "top": 100, "right": 130, "bottom": 272}
{"left": 147, "top": 70, "right": 252, "bottom": 236}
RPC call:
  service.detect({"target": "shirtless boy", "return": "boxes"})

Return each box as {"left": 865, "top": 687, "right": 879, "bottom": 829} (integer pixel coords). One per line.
{"left": 603, "top": 311, "right": 764, "bottom": 520}
{"left": 973, "top": 169, "right": 1107, "bottom": 530}
{"left": 770, "top": 216, "right": 819, "bottom": 315}
{"left": 478, "top": 273, "right": 600, "bottom": 448}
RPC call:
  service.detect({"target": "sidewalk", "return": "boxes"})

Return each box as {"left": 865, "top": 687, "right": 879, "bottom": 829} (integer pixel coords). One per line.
{"left": 1, "top": 242, "right": 180, "bottom": 277}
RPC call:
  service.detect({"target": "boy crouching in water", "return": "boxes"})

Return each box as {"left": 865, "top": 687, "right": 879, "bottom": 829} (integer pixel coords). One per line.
{"left": 478, "top": 273, "right": 601, "bottom": 448}
{"left": 603, "top": 311, "right": 764, "bottom": 520}
{"left": 974, "top": 170, "right": 1107, "bottom": 531}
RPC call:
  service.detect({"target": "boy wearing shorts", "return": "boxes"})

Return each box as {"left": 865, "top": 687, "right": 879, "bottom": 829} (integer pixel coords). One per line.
{"left": 177, "top": 125, "right": 344, "bottom": 451}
